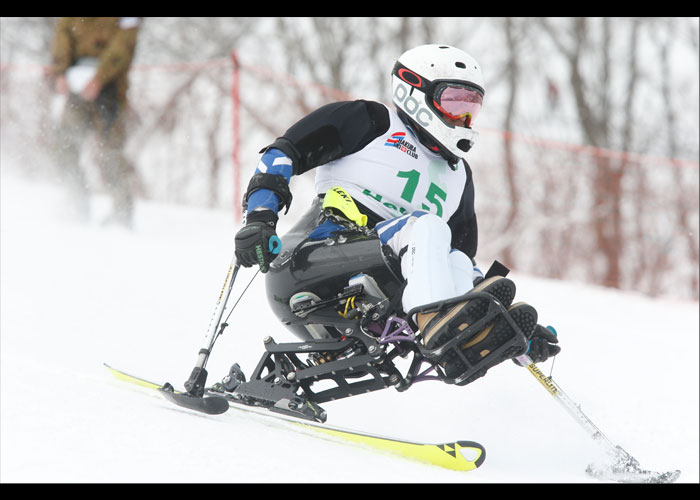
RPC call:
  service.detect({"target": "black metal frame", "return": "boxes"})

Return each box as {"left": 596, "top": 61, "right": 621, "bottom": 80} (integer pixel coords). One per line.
{"left": 221, "top": 284, "right": 529, "bottom": 423}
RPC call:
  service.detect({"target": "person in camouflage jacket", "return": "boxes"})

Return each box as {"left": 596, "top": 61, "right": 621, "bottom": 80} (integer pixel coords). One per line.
{"left": 50, "top": 17, "right": 140, "bottom": 227}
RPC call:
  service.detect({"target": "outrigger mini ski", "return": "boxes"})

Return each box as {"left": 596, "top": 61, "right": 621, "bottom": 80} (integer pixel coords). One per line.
{"left": 514, "top": 354, "right": 681, "bottom": 483}
{"left": 157, "top": 257, "right": 242, "bottom": 416}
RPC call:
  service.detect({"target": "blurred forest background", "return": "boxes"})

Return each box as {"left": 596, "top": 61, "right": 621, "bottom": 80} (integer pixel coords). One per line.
{"left": 1, "top": 17, "right": 698, "bottom": 300}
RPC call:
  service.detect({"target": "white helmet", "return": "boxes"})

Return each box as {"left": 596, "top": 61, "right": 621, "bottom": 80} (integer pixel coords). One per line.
{"left": 391, "top": 44, "right": 485, "bottom": 167}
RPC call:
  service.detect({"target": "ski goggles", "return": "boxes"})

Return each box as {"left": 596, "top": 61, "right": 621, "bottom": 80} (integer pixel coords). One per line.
{"left": 432, "top": 83, "right": 483, "bottom": 127}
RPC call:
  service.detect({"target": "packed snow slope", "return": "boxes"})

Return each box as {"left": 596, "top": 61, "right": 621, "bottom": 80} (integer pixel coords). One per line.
{"left": 1, "top": 171, "right": 698, "bottom": 483}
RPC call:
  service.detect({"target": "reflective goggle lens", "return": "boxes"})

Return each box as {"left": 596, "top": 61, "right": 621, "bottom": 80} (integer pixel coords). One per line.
{"left": 433, "top": 85, "right": 483, "bottom": 126}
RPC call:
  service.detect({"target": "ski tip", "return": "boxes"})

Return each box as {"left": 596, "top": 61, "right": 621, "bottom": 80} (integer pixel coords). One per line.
{"left": 444, "top": 440, "right": 486, "bottom": 471}
{"left": 412, "top": 440, "right": 486, "bottom": 472}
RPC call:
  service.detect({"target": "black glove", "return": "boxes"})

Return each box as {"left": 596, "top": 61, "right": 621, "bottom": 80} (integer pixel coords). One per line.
{"left": 235, "top": 211, "right": 282, "bottom": 273}
{"left": 526, "top": 325, "right": 560, "bottom": 363}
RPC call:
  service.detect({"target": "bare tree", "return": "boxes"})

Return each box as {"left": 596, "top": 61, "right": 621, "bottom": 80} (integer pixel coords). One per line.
{"left": 654, "top": 19, "right": 699, "bottom": 297}
{"left": 539, "top": 18, "right": 633, "bottom": 288}
{"left": 499, "top": 17, "right": 523, "bottom": 267}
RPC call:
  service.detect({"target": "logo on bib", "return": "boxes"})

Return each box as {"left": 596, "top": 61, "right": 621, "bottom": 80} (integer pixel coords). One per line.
{"left": 384, "top": 132, "right": 418, "bottom": 159}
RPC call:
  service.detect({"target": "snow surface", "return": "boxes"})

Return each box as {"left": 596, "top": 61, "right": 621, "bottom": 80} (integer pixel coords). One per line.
{"left": 1, "top": 170, "right": 698, "bottom": 483}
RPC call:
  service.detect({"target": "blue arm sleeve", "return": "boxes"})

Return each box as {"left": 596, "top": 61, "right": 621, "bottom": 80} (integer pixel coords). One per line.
{"left": 246, "top": 148, "right": 294, "bottom": 215}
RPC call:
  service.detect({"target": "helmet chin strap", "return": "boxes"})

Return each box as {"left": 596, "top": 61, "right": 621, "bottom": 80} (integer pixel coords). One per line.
{"left": 421, "top": 133, "right": 462, "bottom": 171}
{"left": 397, "top": 110, "right": 462, "bottom": 169}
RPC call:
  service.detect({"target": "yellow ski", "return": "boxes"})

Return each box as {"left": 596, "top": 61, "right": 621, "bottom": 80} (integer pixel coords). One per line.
{"left": 104, "top": 363, "right": 485, "bottom": 472}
